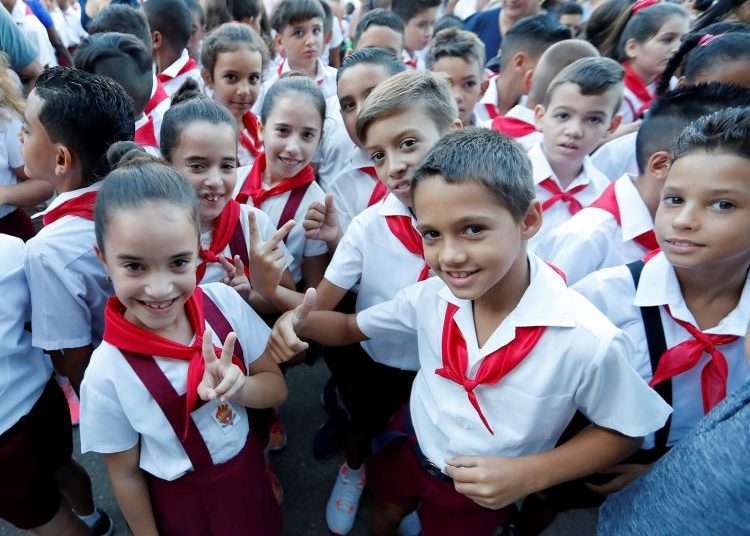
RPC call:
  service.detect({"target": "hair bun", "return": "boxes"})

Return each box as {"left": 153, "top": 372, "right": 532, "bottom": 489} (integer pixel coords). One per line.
{"left": 171, "top": 78, "right": 205, "bottom": 106}
{"left": 106, "top": 140, "right": 161, "bottom": 168}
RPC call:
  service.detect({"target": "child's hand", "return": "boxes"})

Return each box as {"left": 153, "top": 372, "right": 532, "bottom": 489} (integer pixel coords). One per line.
{"left": 198, "top": 329, "right": 245, "bottom": 402}
{"left": 303, "top": 193, "right": 340, "bottom": 243}
{"left": 445, "top": 455, "right": 536, "bottom": 510}
{"left": 219, "top": 255, "right": 252, "bottom": 299}
{"left": 267, "top": 288, "right": 317, "bottom": 364}
{"left": 248, "top": 210, "right": 294, "bottom": 298}
{"left": 586, "top": 463, "right": 651, "bottom": 496}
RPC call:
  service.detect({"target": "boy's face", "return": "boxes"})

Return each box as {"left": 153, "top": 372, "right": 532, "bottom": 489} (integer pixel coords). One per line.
{"left": 431, "top": 56, "right": 484, "bottom": 126}
{"left": 21, "top": 91, "right": 60, "bottom": 185}
{"left": 414, "top": 177, "right": 541, "bottom": 300}
{"left": 363, "top": 105, "right": 449, "bottom": 208}
{"left": 337, "top": 63, "right": 392, "bottom": 146}
{"left": 404, "top": 7, "right": 438, "bottom": 53}
{"left": 559, "top": 13, "right": 583, "bottom": 37}
{"left": 278, "top": 17, "right": 324, "bottom": 70}
{"left": 655, "top": 151, "right": 750, "bottom": 272}
{"left": 187, "top": 11, "right": 205, "bottom": 60}
{"left": 356, "top": 24, "right": 404, "bottom": 57}
{"left": 535, "top": 83, "right": 621, "bottom": 170}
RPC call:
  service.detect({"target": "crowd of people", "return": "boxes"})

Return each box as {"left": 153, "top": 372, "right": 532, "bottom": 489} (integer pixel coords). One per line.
{"left": 0, "top": 0, "right": 749, "bottom": 534}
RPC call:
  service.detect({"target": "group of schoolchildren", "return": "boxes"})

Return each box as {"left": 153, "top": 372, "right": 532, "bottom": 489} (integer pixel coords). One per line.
{"left": 1, "top": 0, "right": 749, "bottom": 534}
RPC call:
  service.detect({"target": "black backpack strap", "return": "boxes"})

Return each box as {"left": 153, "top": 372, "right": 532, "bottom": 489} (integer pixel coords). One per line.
{"left": 627, "top": 261, "right": 672, "bottom": 455}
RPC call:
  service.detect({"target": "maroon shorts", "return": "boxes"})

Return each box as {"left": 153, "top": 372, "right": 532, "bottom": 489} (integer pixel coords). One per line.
{"left": 369, "top": 438, "right": 513, "bottom": 536}
{"left": 0, "top": 208, "right": 36, "bottom": 241}
{"left": 0, "top": 379, "right": 73, "bottom": 529}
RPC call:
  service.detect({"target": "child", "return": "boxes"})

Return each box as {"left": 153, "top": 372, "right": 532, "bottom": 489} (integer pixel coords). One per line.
{"left": 145, "top": 0, "right": 205, "bottom": 96}
{"left": 236, "top": 76, "right": 328, "bottom": 289}
{"left": 185, "top": 0, "right": 206, "bottom": 61}
{"left": 352, "top": 7, "right": 405, "bottom": 58}
{"left": 537, "top": 82, "right": 750, "bottom": 284}
{"left": 528, "top": 57, "right": 623, "bottom": 249}
{"left": 558, "top": 2, "right": 584, "bottom": 37}
{"left": 391, "top": 0, "right": 440, "bottom": 70}
{"left": 601, "top": 0, "right": 689, "bottom": 123}
{"left": 0, "top": 56, "right": 52, "bottom": 241}
{"left": 79, "top": 145, "right": 290, "bottom": 535}
{"left": 74, "top": 32, "right": 163, "bottom": 153}
{"left": 426, "top": 27, "right": 486, "bottom": 127}
{"left": 272, "top": 128, "right": 672, "bottom": 535}
{"left": 494, "top": 38, "right": 599, "bottom": 151}
{"left": 159, "top": 81, "right": 294, "bottom": 309}
{"left": 201, "top": 22, "right": 270, "bottom": 167}
{"left": 475, "top": 14, "right": 570, "bottom": 124}
{"left": 573, "top": 106, "right": 750, "bottom": 493}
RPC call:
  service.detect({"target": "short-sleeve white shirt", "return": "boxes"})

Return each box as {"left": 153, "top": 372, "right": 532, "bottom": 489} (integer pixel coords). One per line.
{"left": 79, "top": 283, "right": 271, "bottom": 480}
{"left": 327, "top": 145, "right": 381, "bottom": 232}
{"left": 474, "top": 75, "right": 499, "bottom": 125}
{"left": 160, "top": 49, "right": 205, "bottom": 96}
{"left": 0, "top": 113, "right": 24, "bottom": 218}
{"left": 591, "top": 131, "right": 638, "bottom": 181}
{"left": 498, "top": 104, "right": 543, "bottom": 151}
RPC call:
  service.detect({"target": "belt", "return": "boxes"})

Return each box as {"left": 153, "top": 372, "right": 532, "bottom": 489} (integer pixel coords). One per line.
{"left": 413, "top": 443, "right": 453, "bottom": 483}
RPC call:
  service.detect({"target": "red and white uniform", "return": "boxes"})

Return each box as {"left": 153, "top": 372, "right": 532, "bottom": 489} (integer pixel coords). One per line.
{"left": 402, "top": 48, "right": 426, "bottom": 71}
{"left": 591, "top": 131, "right": 638, "bottom": 181}
{"left": 490, "top": 104, "right": 542, "bottom": 151}
{"left": 158, "top": 49, "right": 205, "bottom": 96}
{"left": 253, "top": 57, "right": 338, "bottom": 115}
{"left": 237, "top": 111, "right": 262, "bottom": 168}
{"left": 134, "top": 76, "right": 171, "bottom": 151}
{"left": 473, "top": 75, "right": 500, "bottom": 125}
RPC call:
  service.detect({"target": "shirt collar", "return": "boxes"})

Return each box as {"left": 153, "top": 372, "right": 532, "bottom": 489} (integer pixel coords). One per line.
{"left": 505, "top": 104, "right": 535, "bottom": 125}
{"left": 281, "top": 58, "right": 328, "bottom": 84}
{"left": 480, "top": 75, "right": 499, "bottom": 106}
{"left": 37, "top": 182, "right": 102, "bottom": 218}
{"left": 349, "top": 146, "right": 373, "bottom": 170}
{"left": 615, "top": 174, "right": 654, "bottom": 241}
{"left": 161, "top": 49, "right": 191, "bottom": 79}
{"left": 379, "top": 192, "right": 413, "bottom": 217}
{"left": 529, "top": 141, "right": 600, "bottom": 190}
{"left": 134, "top": 113, "right": 150, "bottom": 131}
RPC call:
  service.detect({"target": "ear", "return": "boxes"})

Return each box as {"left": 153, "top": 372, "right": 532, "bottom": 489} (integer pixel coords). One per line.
{"left": 54, "top": 144, "right": 73, "bottom": 178}
{"left": 533, "top": 103, "right": 545, "bottom": 131}
{"left": 520, "top": 200, "right": 544, "bottom": 241}
{"left": 274, "top": 32, "right": 284, "bottom": 53}
{"left": 606, "top": 114, "right": 623, "bottom": 136}
{"left": 522, "top": 68, "right": 534, "bottom": 94}
{"left": 201, "top": 67, "right": 213, "bottom": 87}
{"left": 647, "top": 150, "right": 671, "bottom": 181}
{"left": 480, "top": 76, "right": 489, "bottom": 95}
{"left": 152, "top": 30, "right": 163, "bottom": 52}
{"left": 512, "top": 51, "right": 526, "bottom": 71}
{"left": 449, "top": 118, "right": 463, "bottom": 131}
{"left": 624, "top": 37, "right": 639, "bottom": 60}
{"left": 94, "top": 244, "right": 106, "bottom": 265}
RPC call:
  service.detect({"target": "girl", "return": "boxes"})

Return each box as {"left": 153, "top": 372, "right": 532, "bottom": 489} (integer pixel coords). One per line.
{"left": 201, "top": 22, "right": 269, "bottom": 168}
{"left": 234, "top": 75, "right": 329, "bottom": 289}
{"left": 79, "top": 144, "right": 291, "bottom": 536}
{"left": 0, "top": 56, "right": 52, "bottom": 240}
{"left": 657, "top": 23, "right": 750, "bottom": 95}
{"left": 602, "top": 0, "right": 689, "bottom": 123}
{"left": 160, "top": 80, "right": 295, "bottom": 312}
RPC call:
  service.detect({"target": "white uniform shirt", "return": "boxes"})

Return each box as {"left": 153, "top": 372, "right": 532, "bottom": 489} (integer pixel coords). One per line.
{"left": 401, "top": 48, "right": 427, "bottom": 71}
{"left": 528, "top": 141, "right": 610, "bottom": 249}
{"left": 327, "top": 144, "right": 381, "bottom": 232}
{"left": 591, "top": 131, "right": 638, "bottom": 182}
{"left": 159, "top": 49, "right": 205, "bottom": 96}
{"left": 573, "top": 252, "right": 750, "bottom": 447}
{"left": 357, "top": 255, "right": 672, "bottom": 469}
{"left": 0, "top": 113, "right": 24, "bottom": 219}
{"left": 80, "top": 283, "right": 270, "bottom": 481}
{"left": 11, "top": 0, "right": 57, "bottom": 67}
{"left": 474, "top": 75, "right": 499, "bottom": 125}
{"left": 0, "top": 235, "right": 54, "bottom": 435}
{"left": 254, "top": 58, "right": 338, "bottom": 115}
{"left": 495, "top": 104, "right": 543, "bottom": 151}
{"left": 536, "top": 174, "right": 654, "bottom": 284}
{"left": 619, "top": 81, "right": 654, "bottom": 125}
{"left": 314, "top": 95, "right": 354, "bottom": 192}
{"left": 147, "top": 74, "right": 171, "bottom": 146}
{"left": 25, "top": 184, "right": 112, "bottom": 350}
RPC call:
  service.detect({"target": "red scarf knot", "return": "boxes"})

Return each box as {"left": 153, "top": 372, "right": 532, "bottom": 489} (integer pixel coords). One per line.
{"left": 235, "top": 153, "right": 315, "bottom": 207}
{"left": 539, "top": 178, "right": 587, "bottom": 215}
{"left": 384, "top": 214, "right": 430, "bottom": 281}
{"left": 42, "top": 191, "right": 98, "bottom": 226}
{"left": 144, "top": 80, "right": 169, "bottom": 116}
{"left": 195, "top": 200, "right": 243, "bottom": 282}
{"left": 240, "top": 111, "right": 263, "bottom": 158}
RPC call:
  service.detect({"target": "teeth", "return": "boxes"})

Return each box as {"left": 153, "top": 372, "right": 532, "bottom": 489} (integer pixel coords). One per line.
{"left": 142, "top": 299, "right": 175, "bottom": 310}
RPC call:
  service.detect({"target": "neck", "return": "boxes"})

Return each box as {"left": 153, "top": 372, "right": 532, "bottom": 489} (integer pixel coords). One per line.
{"left": 200, "top": 216, "right": 213, "bottom": 234}
{"left": 633, "top": 173, "right": 661, "bottom": 218}
{"left": 289, "top": 57, "right": 317, "bottom": 78}
{"left": 496, "top": 78, "right": 518, "bottom": 116}
{"left": 676, "top": 261, "right": 749, "bottom": 330}
{"left": 157, "top": 47, "right": 181, "bottom": 73}
{"left": 628, "top": 61, "right": 655, "bottom": 85}
{"left": 545, "top": 149, "right": 584, "bottom": 189}
{"left": 473, "top": 250, "right": 530, "bottom": 320}
{"left": 57, "top": 175, "right": 86, "bottom": 195}
{"left": 263, "top": 164, "right": 284, "bottom": 187}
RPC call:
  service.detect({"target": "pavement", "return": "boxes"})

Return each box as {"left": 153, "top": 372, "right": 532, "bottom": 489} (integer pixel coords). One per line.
{"left": 0, "top": 361, "right": 597, "bottom": 535}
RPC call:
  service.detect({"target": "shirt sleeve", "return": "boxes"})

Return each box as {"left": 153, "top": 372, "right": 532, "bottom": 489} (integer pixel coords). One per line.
{"left": 356, "top": 283, "right": 421, "bottom": 341}
{"left": 5, "top": 116, "right": 23, "bottom": 169}
{"left": 0, "top": 7, "right": 38, "bottom": 72}
{"left": 323, "top": 214, "right": 365, "bottom": 291}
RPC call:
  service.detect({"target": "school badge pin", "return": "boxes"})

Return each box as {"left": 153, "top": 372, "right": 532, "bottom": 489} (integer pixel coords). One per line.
{"left": 214, "top": 402, "right": 235, "bottom": 427}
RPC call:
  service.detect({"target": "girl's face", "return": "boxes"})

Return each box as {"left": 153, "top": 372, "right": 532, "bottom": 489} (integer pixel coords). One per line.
{"left": 171, "top": 121, "right": 237, "bottom": 229}
{"left": 99, "top": 202, "right": 199, "bottom": 337}
{"left": 626, "top": 15, "right": 689, "bottom": 79}
{"left": 207, "top": 47, "right": 263, "bottom": 122}
{"left": 262, "top": 93, "right": 322, "bottom": 181}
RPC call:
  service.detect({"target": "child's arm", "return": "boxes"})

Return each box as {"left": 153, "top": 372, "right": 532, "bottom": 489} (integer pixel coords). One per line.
{"left": 0, "top": 174, "right": 53, "bottom": 208}
{"left": 103, "top": 445, "right": 159, "bottom": 536}
{"left": 302, "top": 253, "right": 328, "bottom": 288}
{"left": 445, "top": 426, "right": 641, "bottom": 510}
{"left": 49, "top": 345, "right": 93, "bottom": 395}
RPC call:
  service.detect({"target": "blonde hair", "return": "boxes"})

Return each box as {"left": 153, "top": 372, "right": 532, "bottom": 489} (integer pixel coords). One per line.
{"left": 0, "top": 54, "right": 24, "bottom": 120}
{"left": 355, "top": 70, "right": 457, "bottom": 144}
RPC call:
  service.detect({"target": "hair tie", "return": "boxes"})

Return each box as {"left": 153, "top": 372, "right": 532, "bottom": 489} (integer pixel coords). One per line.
{"left": 698, "top": 33, "right": 718, "bottom": 47}
{"left": 631, "top": 0, "right": 660, "bottom": 15}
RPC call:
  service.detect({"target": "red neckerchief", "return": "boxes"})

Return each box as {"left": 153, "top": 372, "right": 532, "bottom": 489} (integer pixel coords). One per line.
{"left": 196, "top": 200, "right": 243, "bottom": 282}
{"left": 144, "top": 79, "right": 169, "bottom": 116}
{"left": 539, "top": 178, "right": 587, "bottom": 215}
{"left": 135, "top": 117, "right": 158, "bottom": 148}
{"left": 384, "top": 214, "right": 430, "bottom": 281}
{"left": 484, "top": 103, "right": 500, "bottom": 120}
{"left": 403, "top": 56, "right": 417, "bottom": 70}
{"left": 651, "top": 305, "right": 737, "bottom": 413}
{"left": 103, "top": 287, "right": 246, "bottom": 437}
{"left": 590, "top": 182, "right": 658, "bottom": 251}
{"left": 359, "top": 166, "right": 388, "bottom": 206}
{"left": 491, "top": 115, "right": 536, "bottom": 138}
{"left": 42, "top": 191, "right": 98, "bottom": 226}
{"left": 436, "top": 303, "right": 546, "bottom": 434}
{"left": 623, "top": 61, "right": 654, "bottom": 118}
{"left": 239, "top": 111, "right": 262, "bottom": 158}
{"left": 157, "top": 57, "right": 199, "bottom": 83}
{"left": 235, "top": 153, "right": 315, "bottom": 207}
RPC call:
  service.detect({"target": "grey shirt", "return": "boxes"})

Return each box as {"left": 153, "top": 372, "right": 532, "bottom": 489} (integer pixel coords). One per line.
{"left": 0, "top": 5, "right": 38, "bottom": 72}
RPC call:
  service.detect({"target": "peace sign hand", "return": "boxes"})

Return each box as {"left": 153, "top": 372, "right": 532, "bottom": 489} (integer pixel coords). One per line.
{"left": 248, "top": 210, "right": 293, "bottom": 299}
{"left": 198, "top": 329, "right": 245, "bottom": 402}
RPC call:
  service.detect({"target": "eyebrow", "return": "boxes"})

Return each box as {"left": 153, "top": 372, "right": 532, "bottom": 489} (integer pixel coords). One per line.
{"left": 116, "top": 252, "right": 194, "bottom": 261}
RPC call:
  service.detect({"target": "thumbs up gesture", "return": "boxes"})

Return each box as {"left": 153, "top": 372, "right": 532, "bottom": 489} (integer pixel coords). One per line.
{"left": 267, "top": 288, "right": 317, "bottom": 364}
{"left": 303, "top": 193, "right": 340, "bottom": 244}
{"left": 198, "top": 329, "right": 245, "bottom": 402}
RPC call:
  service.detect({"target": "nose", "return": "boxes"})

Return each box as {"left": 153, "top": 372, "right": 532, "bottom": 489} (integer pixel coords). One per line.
{"left": 439, "top": 236, "right": 468, "bottom": 267}
{"left": 144, "top": 270, "right": 175, "bottom": 299}
{"left": 672, "top": 202, "right": 700, "bottom": 231}
{"left": 237, "top": 78, "right": 251, "bottom": 96}
{"left": 387, "top": 153, "right": 407, "bottom": 181}
{"left": 203, "top": 165, "right": 223, "bottom": 187}
{"left": 563, "top": 117, "right": 583, "bottom": 138}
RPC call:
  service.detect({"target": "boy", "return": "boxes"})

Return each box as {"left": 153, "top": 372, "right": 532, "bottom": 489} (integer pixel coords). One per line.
{"left": 475, "top": 14, "right": 570, "bottom": 124}
{"left": 495, "top": 38, "right": 599, "bottom": 150}
{"left": 74, "top": 33, "right": 164, "bottom": 152}
{"left": 272, "top": 128, "right": 672, "bottom": 535}
{"left": 538, "top": 83, "right": 750, "bottom": 284}
{"left": 391, "top": 0, "right": 440, "bottom": 70}
{"left": 558, "top": 2, "right": 584, "bottom": 37}
{"left": 528, "top": 57, "right": 623, "bottom": 249}
{"left": 352, "top": 7, "right": 404, "bottom": 58}
{"left": 144, "top": 0, "right": 205, "bottom": 95}
{"left": 426, "top": 27, "right": 487, "bottom": 127}
{"left": 185, "top": 0, "right": 206, "bottom": 61}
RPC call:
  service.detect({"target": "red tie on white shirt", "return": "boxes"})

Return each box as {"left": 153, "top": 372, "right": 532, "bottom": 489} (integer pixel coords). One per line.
{"left": 239, "top": 111, "right": 263, "bottom": 159}
{"left": 144, "top": 79, "right": 169, "bottom": 116}
{"left": 650, "top": 306, "right": 737, "bottom": 413}
{"left": 539, "top": 178, "right": 587, "bottom": 215}
{"left": 491, "top": 116, "right": 536, "bottom": 138}
{"left": 195, "top": 200, "right": 250, "bottom": 282}
{"left": 384, "top": 215, "right": 430, "bottom": 281}
{"left": 42, "top": 191, "right": 98, "bottom": 226}
{"left": 484, "top": 103, "right": 499, "bottom": 120}
{"left": 134, "top": 118, "right": 159, "bottom": 148}
{"left": 157, "top": 57, "right": 199, "bottom": 83}
{"left": 403, "top": 57, "right": 418, "bottom": 70}
{"left": 622, "top": 61, "right": 654, "bottom": 118}
{"left": 436, "top": 303, "right": 547, "bottom": 434}
{"left": 359, "top": 166, "right": 388, "bottom": 206}
{"left": 590, "top": 182, "right": 659, "bottom": 251}
{"left": 277, "top": 61, "right": 325, "bottom": 86}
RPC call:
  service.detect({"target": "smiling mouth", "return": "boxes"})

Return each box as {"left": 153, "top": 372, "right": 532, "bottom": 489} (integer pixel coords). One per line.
{"left": 201, "top": 192, "right": 224, "bottom": 203}
{"left": 446, "top": 270, "right": 478, "bottom": 279}
{"left": 665, "top": 238, "right": 705, "bottom": 248}
{"left": 137, "top": 298, "right": 178, "bottom": 311}
{"left": 279, "top": 156, "right": 302, "bottom": 167}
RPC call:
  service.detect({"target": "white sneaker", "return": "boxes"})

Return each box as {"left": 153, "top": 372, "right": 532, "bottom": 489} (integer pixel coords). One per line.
{"left": 397, "top": 511, "right": 422, "bottom": 535}
{"left": 326, "top": 463, "right": 366, "bottom": 535}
